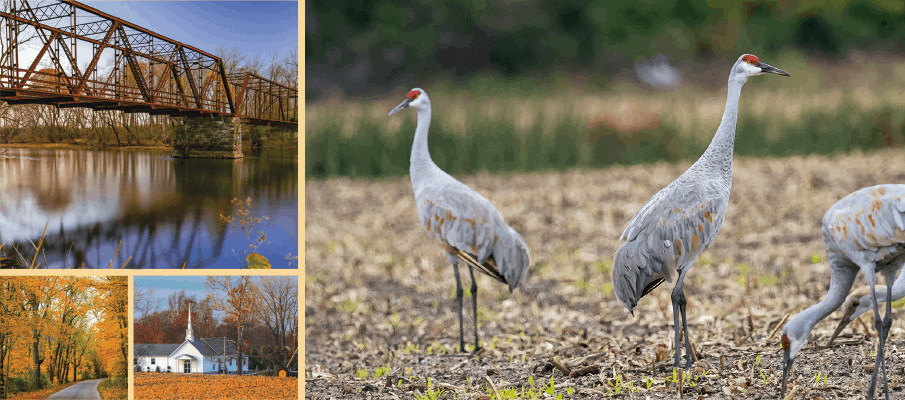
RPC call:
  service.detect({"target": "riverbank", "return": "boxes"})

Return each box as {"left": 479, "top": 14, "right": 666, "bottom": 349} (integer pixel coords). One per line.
{"left": 2, "top": 142, "right": 170, "bottom": 151}
{"left": 0, "top": 142, "right": 296, "bottom": 152}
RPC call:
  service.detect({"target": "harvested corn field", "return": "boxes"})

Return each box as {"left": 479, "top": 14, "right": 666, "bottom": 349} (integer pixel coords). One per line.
{"left": 305, "top": 148, "right": 905, "bottom": 399}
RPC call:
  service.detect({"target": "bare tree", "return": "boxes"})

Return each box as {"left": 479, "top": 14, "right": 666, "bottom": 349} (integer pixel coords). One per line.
{"left": 134, "top": 286, "right": 160, "bottom": 322}
{"left": 253, "top": 276, "right": 297, "bottom": 370}
{"left": 215, "top": 45, "right": 247, "bottom": 75}
{"left": 281, "top": 46, "right": 298, "bottom": 89}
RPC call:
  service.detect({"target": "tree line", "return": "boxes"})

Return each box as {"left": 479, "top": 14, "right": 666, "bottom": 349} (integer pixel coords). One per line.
{"left": 134, "top": 276, "right": 298, "bottom": 374}
{"left": 0, "top": 276, "right": 127, "bottom": 398}
{"left": 306, "top": 0, "right": 905, "bottom": 99}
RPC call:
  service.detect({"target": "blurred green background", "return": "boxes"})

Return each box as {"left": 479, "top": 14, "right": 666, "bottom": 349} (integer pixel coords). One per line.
{"left": 306, "top": 0, "right": 905, "bottom": 179}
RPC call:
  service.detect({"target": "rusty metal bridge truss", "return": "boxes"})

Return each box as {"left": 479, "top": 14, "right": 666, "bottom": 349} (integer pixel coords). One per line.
{"left": 0, "top": 0, "right": 297, "bottom": 126}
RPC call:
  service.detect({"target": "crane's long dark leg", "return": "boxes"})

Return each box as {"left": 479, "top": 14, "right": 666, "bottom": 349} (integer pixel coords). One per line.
{"left": 671, "top": 286, "right": 682, "bottom": 368}
{"left": 671, "top": 269, "right": 691, "bottom": 368}
{"left": 468, "top": 265, "right": 481, "bottom": 353}
{"left": 865, "top": 269, "right": 886, "bottom": 400}
{"left": 679, "top": 270, "right": 694, "bottom": 369}
{"left": 452, "top": 261, "right": 466, "bottom": 353}
{"left": 878, "top": 269, "right": 895, "bottom": 400}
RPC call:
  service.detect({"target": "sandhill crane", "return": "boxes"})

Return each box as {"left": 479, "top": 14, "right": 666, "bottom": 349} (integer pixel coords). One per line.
{"left": 781, "top": 184, "right": 905, "bottom": 400}
{"left": 388, "top": 88, "right": 530, "bottom": 353}
{"left": 611, "top": 54, "right": 789, "bottom": 369}
{"left": 828, "top": 269, "right": 905, "bottom": 346}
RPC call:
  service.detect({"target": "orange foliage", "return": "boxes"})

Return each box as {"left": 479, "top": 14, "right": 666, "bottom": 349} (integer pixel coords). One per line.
{"left": 133, "top": 374, "right": 297, "bottom": 399}
{"left": 93, "top": 277, "right": 129, "bottom": 381}
{"left": 0, "top": 276, "right": 127, "bottom": 396}
{"left": 5, "top": 380, "right": 80, "bottom": 400}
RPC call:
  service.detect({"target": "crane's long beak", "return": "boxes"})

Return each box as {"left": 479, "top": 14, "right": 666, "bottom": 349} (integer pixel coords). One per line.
{"left": 388, "top": 98, "right": 411, "bottom": 116}
{"left": 828, "top": 304, "right": 858, "bottom": 346}
{"left": 759, "top": 62, "right": 790, "bottom": 76}
{"left": 780, "top": 350, "right": 793, "bottom": 398}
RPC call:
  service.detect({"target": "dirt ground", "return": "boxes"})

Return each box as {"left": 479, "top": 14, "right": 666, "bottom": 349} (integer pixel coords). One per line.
{"left": 305, "top": 148, "right": 905, "bottom": 399}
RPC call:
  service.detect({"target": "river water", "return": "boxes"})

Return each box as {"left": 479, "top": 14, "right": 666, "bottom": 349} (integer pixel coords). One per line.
{"left": 0, "top": 147, "right": 298, "bottom": 268}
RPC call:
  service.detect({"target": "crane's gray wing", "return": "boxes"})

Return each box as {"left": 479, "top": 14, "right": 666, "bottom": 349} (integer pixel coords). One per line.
{"left": 612, "top": 179, "right": 728, "bottom": 313}
{"left": 822, "top": 185, "right": 905, "bottom": 266}
{"left": 414, "top": 181, "right": 530, "bottom": 291}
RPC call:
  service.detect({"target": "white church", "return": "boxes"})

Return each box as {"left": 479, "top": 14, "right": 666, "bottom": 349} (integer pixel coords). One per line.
{"left": 134, "top": 305, "right": 250, "bottom": 374}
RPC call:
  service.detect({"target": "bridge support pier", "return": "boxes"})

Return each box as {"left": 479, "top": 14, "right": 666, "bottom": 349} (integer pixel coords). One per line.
{"left": 172, "top": 117, "right": 243, "bottom": 159}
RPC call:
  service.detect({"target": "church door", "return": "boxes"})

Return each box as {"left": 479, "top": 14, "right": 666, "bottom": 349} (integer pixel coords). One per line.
{"left": 184, "top": 360, "right": 191, "bottom": 373}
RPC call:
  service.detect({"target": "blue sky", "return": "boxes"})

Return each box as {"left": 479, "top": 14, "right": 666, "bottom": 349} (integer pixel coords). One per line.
{"left": 135, "top": 276, "right": 211, "bottom": 318}
{"left": 81, "top": 1, "right": 298, "bottom": 64}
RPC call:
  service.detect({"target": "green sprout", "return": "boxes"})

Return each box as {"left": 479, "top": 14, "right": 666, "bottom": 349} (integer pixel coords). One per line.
{"left": 414, "top": 378, "right": 447, "bottom": 400}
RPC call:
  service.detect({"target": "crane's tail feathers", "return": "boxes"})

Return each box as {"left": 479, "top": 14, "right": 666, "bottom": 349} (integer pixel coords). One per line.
{"left": 501, "top": 232, "right": 530, "bottom": 292}
{"left": 451, "top": 228, "right": 530, "bottom": 292}
{"left": 612, "top": 241, "right": 661, "bottom": 316}
{"left": 456, "top": 250, "right": 507, "bottom": 285}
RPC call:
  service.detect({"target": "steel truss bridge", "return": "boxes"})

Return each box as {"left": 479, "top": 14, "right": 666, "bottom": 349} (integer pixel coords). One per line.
{"left": 0, "top": 0, "right": 297, "bottom": 126}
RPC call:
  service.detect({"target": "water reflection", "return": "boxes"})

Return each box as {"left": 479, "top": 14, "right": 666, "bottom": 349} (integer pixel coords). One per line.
{"left": 0, "top": 148, "right": 298, "bottom": 268}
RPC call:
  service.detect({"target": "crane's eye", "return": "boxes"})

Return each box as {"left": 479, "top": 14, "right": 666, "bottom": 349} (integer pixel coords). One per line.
{"left": 407, "top": 90, "right": 420, "bottom": 100}
{"left": 742, "top": 55, "right": 759, "bottom": 65}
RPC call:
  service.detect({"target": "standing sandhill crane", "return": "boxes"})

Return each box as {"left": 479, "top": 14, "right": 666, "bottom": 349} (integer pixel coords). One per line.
{"left": 388, "top": 88, "right": 531, "bottom": 353}
{"left": 781, "top": 184, "right": 905, "bottom": 400}
{"left": 828, "top": 268, "right": 905, "bottom": 346}
{"left": 611, "top": 54, "right": 789, "bottom": 369}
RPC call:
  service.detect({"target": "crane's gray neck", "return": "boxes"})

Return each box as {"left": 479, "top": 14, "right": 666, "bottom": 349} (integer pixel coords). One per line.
{"left": 410, "top": 105, "right": 434, "bottom": 166}
{"left": 410, "top": 105, "right": 438, "bottom": 187}
{"left": 788, "top": 264, "right": 853, "bottom": 350}
{"left": 699, "top": 77, "right": 745, "bottom": 182}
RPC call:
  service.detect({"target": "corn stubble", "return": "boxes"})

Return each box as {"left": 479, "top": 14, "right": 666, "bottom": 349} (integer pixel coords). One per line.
{"left": 306, "top": 148, "right": 905, "bottom": 398}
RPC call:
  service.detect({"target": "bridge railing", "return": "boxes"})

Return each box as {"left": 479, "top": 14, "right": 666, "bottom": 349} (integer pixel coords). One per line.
{"left": 0, "top": 0, "right": 296, "bottom": 124}
{"left": 227, "top": 72, "right": 298, "bottom": 126}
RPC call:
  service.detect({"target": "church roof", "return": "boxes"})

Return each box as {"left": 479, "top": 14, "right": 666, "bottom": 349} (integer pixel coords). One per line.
{"left": 134, "top": 343, "right": 180, "bottom": 357}
{"left": 194, "top": 337, "right": 241, "bottom": 357}
{"left": 135, "top": 337, "right": 242, "bottom": 358}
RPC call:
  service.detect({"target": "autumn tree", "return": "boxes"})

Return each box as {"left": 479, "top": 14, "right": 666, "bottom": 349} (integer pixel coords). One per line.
{"left": 0, "top": 276, "right": 124, "bottom": 396}
{"left": 91, "top": 276, "right": 128, "bottom": 384}
{"left": 46, "top": 280, "right": 91, "bottom": 385}
{"left": 20, "top": 276, "right": 64, "bottom": 390}
{"left": 205, "top": 276, "right": 256, "bottom": 375}
{"left": 0, "top": 278, "right": 25, "bottom": 398}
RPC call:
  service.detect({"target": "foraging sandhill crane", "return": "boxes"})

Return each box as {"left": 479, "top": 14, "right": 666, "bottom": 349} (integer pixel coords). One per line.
{"left": 388, "top": 88, "right": 530, "bottom": 353}
{"left": 611, "top": 54, "right": 789, "bottom": 369}
{"left": 781, "top": 184, "right": 905, "bottom": 400}
{"left": 828, "top": 269, "right": 905, "bottom": 346}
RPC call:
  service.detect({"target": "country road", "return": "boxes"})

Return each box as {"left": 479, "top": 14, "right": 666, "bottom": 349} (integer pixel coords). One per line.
{"left": 47, "top": 379, "right": 103, "bottom": 400}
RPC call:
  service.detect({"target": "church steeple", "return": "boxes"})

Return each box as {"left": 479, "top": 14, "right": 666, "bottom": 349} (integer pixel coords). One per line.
{"left": 185, "top": 303, "right": 194, "bottom": 342}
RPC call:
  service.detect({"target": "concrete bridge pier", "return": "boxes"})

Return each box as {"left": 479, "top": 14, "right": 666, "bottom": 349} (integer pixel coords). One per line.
{"left": 172, "top": 116, "right": 244, "bottom": 159}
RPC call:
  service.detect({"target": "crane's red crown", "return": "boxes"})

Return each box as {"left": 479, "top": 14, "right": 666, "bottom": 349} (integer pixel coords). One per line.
{"left": 407, "top": 90, "right": 421, "bottom": 100}
{"left": 781, "top": 334, "right": 790, "bottom": 351}
{"left": 742, "top": 55, "right": 759, "bottom": 65}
